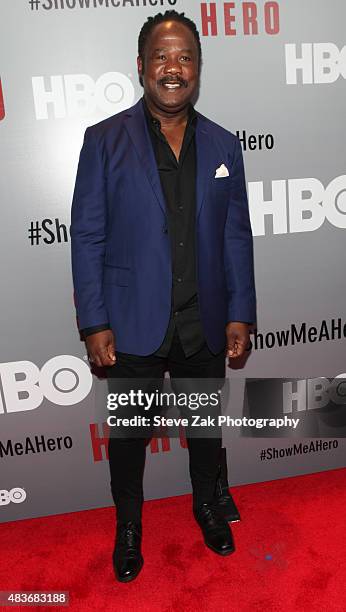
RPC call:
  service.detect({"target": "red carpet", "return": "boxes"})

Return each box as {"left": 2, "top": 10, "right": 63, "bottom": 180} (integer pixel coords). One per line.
{"left": 0, "top": 468, "right": 345, "bottom": 611}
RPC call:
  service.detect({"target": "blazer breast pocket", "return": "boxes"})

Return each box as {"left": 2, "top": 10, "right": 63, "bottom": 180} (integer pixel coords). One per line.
{"left": 210, "top": 177, "right": 231, "bottom": 203}
{"left": 103, "top": 264, "right": 131, "bottom": 286}
{"left": 212, "top": 176, "right": 231, "bottom": 191}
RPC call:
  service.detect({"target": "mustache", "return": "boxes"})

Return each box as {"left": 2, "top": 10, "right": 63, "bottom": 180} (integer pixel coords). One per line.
{"left": 158, "top": 76, "right": 188, "bottom": 88}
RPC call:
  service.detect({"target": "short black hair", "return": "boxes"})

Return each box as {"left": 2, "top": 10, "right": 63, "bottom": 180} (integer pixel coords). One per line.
{"left": 138, "top": 10, "right": 202, "bottom": 66}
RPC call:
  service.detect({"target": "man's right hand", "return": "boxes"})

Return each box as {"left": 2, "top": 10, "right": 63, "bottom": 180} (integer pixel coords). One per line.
{"left": 85, "top": 329, "right": 116, "bottom": 367}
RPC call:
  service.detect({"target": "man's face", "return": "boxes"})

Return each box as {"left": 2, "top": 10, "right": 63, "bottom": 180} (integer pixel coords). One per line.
{"left": 137, "top": 20, "right": 200, "bottom": 114}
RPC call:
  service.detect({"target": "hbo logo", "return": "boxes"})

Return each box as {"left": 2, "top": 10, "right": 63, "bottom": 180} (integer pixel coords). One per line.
{"left": 249, "top": 175, "right": 346, "bottom": 236}
{"left": 285, "top": 43, "right": 346, "bottom": 85}
{"left": 283, "top": 376, "right": 346, "bottom": 414}
{"left": 32, "top": 72, "right": 135, "bottom": 120}
{"left": 0, "top": 355, "right": 92, "bottom": 414}
{"left": 0, "top": 488, "right": 27, "bottom": 506}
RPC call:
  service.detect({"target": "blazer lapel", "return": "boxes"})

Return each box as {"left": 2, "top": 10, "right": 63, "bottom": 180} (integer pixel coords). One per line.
{"left": 124, "top": 101, "right": 212, "bottom": 219}
{"left": 195, "top": 116, "right": 212, "bottom": 219}
{"left": 124, "top": 100, "right": 166, "bottom": 216}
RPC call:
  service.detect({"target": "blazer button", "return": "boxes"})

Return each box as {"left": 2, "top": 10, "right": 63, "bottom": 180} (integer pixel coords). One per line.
{"left": 162, "top": 225, "right": 168, "bottom": 234}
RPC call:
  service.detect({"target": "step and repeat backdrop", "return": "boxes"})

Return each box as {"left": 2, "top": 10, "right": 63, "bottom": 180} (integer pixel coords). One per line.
{"left": 0, "top": 1, "right": 345, "bottom": 521}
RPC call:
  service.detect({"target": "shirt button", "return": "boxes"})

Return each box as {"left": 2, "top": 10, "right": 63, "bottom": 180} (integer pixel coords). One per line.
{"left": 177, "top": 277, "right": 182, "bottom": 283}
{"left": 178, "top": 205, "right": 183, "bottom": 211}
{"left": 174, "top": 311, "right": 179, "bottom": 316}
{"left": 179, "top": 241, "right": 184, "bottom": 247}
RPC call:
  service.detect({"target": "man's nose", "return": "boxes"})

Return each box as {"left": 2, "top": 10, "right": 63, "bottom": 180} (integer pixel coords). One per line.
{"left": 164, "top": 58, "right": 182, "bottom": 74}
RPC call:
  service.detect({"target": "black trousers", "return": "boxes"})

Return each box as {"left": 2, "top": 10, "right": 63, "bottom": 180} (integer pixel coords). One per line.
{"left": 106, "top": 329, "right": 225, "bottom": 524}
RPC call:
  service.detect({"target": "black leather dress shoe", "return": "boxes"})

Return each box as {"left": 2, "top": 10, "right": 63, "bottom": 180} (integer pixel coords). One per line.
{"left": 113, "top": 521, "right": 143, "bottom": 582}
{"left": 214, "top": 447, "right": 241, "bottom": 523}
{"left": 194, "top": 503, "right": 235, "bottom": 556}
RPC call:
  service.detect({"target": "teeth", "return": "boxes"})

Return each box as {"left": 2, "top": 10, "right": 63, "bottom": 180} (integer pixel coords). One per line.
{"left": 163, "top": 83, "right": 181, "bottom": 89}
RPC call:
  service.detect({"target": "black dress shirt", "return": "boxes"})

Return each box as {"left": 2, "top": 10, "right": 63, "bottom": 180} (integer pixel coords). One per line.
{"left": 82, "top": 97, "right": 207, "bottom": 358}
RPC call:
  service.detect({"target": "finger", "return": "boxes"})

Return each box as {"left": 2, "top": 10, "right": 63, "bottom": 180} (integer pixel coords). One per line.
{"left": 229, "top": 340, "right": 248, "bottom": 358}
{"left": 96, "top": 346, "right": 115, "bottom": 367}
{"left": 233, "top": 344, "right": 245, "bottom": 357}
{"left": 227, "top": 339, "right": 237, "bottom": 357}
{"left": 93, "top": 354, "right": 103, "bottom": 368}
{"left": 107, "top": 343, "right": 116, "bottom": 363}
{"left": 100, "top": 354, "right": 116, "bottom": 367}
{"left": 229, "top": 342, "right": 244, "bottom": 358}
{"left": 236, "top": 338, "right": 248, "bottom": 356}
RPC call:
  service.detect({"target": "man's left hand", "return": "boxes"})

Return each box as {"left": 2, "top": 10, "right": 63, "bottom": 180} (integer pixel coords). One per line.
{"left": 226, "top": 322, "right": 250, "bottom": 359}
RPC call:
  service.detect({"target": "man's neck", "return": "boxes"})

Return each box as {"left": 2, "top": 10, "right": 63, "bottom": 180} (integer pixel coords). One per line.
{"left": 143, "top": 95, "right": 190, "bottom": 130}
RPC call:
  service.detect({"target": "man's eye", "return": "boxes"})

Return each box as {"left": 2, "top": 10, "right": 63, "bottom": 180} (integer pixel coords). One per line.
{"left": 157, "top": 54, "right": 166, "bottom": 60}
{"left": 181, "top": 56, "right": 191, "bottom": 62}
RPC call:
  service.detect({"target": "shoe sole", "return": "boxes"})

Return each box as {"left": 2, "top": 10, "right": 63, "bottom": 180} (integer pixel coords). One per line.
{"left": 205, "top": 541, "right": 235, "bottom": 556}
{"left": 224, "top": 515, "right": 241, "bottom": 523}
{"left": 114, "top": 558, "right": 144, "bottom": 583}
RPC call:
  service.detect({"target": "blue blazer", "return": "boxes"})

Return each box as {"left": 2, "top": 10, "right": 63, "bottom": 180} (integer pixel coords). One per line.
{"left": 71, "top": 98, "right": 256, "bottom": 355}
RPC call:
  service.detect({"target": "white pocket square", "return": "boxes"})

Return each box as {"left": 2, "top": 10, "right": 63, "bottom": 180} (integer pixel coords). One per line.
{"left": 215, "top": 163, "right": 229, "bottom": 178}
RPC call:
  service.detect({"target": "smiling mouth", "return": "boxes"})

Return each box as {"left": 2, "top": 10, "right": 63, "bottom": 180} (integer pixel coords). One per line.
{"left": 163, "top": 83, "right": 182, "bottom": 89}
{"left": 159, "top": 79, "right": 188, "bottom": 90}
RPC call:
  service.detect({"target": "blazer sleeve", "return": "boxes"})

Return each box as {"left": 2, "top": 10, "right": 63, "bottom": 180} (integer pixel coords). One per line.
{"left": 224, "top": 137, "right": 257, "bottom": 325}
{"left": 70, "top": 127, "right": 109, "bottom": 330}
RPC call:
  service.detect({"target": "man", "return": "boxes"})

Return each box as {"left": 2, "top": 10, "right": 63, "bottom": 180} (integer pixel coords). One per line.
{"left": 71, "top": 11, "right": 256, "bottom": 582}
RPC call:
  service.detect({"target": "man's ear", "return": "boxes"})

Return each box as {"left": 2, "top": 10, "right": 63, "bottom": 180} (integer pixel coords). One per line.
{"left": 137, "top": 56, "right": 143, "bottom": 77}
{"left": 137, "top": 55, "right": 144, "bottom": 87}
